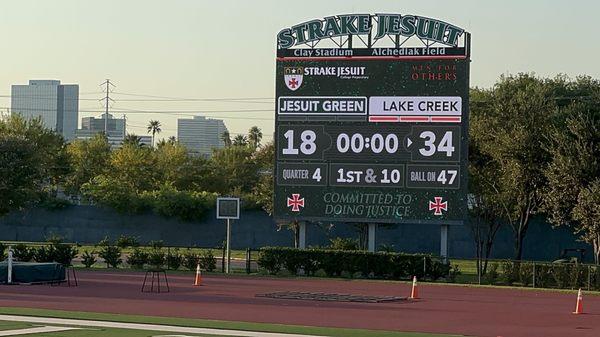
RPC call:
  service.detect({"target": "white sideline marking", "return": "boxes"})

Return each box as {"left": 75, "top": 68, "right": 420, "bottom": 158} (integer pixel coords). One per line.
{"left": 0, "top": 325, "right": 81, "bottom": 336}
{"left": 0, "top": 315, "right": 325, "bottom": 337}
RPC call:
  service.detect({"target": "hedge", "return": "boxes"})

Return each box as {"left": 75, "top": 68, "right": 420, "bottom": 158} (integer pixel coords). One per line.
{"left": 257, "top": 247, "right": 449, "bottom": 280}
{"left": 6, "top": 241, "right": 78, "bottom": 266}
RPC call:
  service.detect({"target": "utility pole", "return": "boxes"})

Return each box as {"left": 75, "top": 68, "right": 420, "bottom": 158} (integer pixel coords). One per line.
{"left": 100, "top": 79, "right": 115, "bottom": 134}
{"left": 123, "top": 114, "right": 127, "bottom": 139}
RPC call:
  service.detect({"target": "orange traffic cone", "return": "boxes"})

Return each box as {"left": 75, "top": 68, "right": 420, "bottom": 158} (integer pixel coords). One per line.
{"left": 573, "top": 288, "right": 583, "bottom": 314}
{"left": 410, "top": 276, "right": 419, "bottom": 299}
{"left": 194, "top": 264, "right": 202, "bottom": 286}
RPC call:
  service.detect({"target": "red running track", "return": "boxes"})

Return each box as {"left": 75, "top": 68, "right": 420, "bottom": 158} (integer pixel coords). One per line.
{"left": 0, "top": 270, "right": 598, "bottom": 337}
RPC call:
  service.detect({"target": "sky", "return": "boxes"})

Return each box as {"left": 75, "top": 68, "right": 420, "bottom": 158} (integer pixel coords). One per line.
{"left": 1, "top": 0, "right": 599, "bottom": 141}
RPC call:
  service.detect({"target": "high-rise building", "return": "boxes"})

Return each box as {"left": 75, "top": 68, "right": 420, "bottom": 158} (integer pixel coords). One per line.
{"left": 11, "top": 80, "right": 79, "bottom": 141}
{"left": 75, "top": 113, "right": 126, "bottom": 149}
{"left": 138, "top": 135, "right": 153, "bottom": 147}
{"left": 177, "top": 116, "right": 228, "bottom": 156}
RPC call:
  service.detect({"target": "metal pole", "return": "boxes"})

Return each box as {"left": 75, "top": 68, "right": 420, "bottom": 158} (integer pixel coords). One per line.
{"left": 588, "top": 265, "right": 591, "bottom": 291}
{"left": 7, "top": 246, "right": 12, "bottom": 284}
{"left": 367, "top": 223, "right": 376, "bottom": 252}
{"left": 105, "top": 80, "right": 109, "bottom": 134}
{"left": 533, "top": 262, "right": 536, "bottom": 288}
{"left": 226, "top": 219, "right": 231, "bottom": 274}
{"left": 298, "top": 222, "right": 306, "bottom": 249}
{"left": 440, "top": 225, "right": 449, "bottom": 264}
{"left": 245, "top": 248, "right": 250, "bottom": 274}
{"left": 221, "top": 245, "right": 225, "bottom": 273}
{"left": 477, "top": 257, "right": 482, "bottom": 285}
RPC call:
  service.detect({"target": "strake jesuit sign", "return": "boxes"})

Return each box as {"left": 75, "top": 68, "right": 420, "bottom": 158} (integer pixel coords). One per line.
{"left": 273, "top": 14, "right": 470, "bottom": 225}
{"left": 277, "top": 14, "right": 464, "bottom": 49}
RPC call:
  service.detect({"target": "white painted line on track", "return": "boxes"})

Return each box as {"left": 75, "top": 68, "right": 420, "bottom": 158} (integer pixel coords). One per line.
{"left": 0, "top": 325, "right": 81, "bottom": 336}
{"left": 0, "top": 315, "right": 326, "bottom": 337}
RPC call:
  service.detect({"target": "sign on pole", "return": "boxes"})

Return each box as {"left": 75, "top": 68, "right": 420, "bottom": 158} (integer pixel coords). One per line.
{"left": 274, "top": 14, "right": 470, "bottom": 226}
{"left": 217, "top": 197, "right": 240, "bottom": 220}
{"left": 216, "top": 197, "right": 240, "bottom": 274}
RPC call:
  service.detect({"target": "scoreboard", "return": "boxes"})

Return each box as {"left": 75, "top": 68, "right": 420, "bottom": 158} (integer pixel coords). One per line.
{"left": 274, "top": 14, "right": 470, "bottom": 225}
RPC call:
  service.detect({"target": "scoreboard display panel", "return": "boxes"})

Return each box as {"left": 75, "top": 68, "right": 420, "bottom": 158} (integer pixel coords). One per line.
{"left": 274, "top": 14, "right": 470, "bottom": 225}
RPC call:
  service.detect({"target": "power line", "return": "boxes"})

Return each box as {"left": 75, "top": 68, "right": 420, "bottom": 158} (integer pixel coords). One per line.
{"left": 111, "top": 91, "right": 274, "bottom": 101}
{"left": 1, "top": 90, "right": 275, "bottom": 103}
{"left": 0, "top": 95, "right": 105, "bottom": 101}
{"left": 3, "top": 106, "right": 275, "bottom": 120}
{"left": 115, "top": 107, "right": 272, "bottom": 113}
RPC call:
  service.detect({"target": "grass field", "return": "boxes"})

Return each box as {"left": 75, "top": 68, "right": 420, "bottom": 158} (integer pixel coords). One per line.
{"left": 0, "top": 320, "right": 31, "bottom": 331}
{"left": 0, "top": 307, "right": 462, "bottom": 337}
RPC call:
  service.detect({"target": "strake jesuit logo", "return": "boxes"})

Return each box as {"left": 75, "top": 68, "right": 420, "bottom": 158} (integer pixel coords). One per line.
{"left": 429, "top": 196, "right": 448, "bottom": 216}
{"left": 284, "top": 67, "right": 303, "bottom": 91}
{"left": 287, "top": 193, "right": 305, "bottom": 212}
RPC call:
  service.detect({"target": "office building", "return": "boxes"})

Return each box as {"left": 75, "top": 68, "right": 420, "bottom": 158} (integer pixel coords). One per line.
{"left": 138, "top": 135, "right": 153, "bottom": 147}
{"left": 11, "top": 80, "right": 79, "bottom": 141}
{"left": 177, "top": 116, "right": 228, "bottom": 156}
{"left": 75, "top": 113, "right": 126, "bottom": 149}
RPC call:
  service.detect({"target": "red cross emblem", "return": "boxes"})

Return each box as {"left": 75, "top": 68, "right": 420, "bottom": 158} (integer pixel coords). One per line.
{"left": 288, "top": 78, "right": 298, "bottom": 88}
{"left": 429, "top": 196, "right": 448, "bottom": 216}
{"left": 287, "top": 193, "right": 305, "bottom": 212}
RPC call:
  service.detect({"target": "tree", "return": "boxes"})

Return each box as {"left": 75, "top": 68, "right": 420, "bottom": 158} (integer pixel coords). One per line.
{"left": 82, "top": 142, "right": 159, "bottom": 211}
{"left": 123, "top": 134, "right": 143, "bottom": 147}
{"left": 174, "top": 155, "right": 212, "bottom": 192}
{"left": 156, "top": 139, "right": 168, "bottom": 148}
{"left": 156, "top": 136, "right": 177, "bottom": 148}
{"left": 252, "top": 141, "right": 274, "bottom": 214}
{"left": 81, "top": 174, "right": 140, "bottom": 213}
{"left": 153, "top": 141, "right": 190, "bottom": 189}
{"left": 468, "top": 88, "right": 504, "bottom": 276}
{"left": 468, "top": 144, "right": 503, "bottom": 276}
{"left": 64, "top": 133, "right": 111, "bottom": 195}
{"left": 470, "top": 74, "right": 556, "bottom": 260}
{"left": 109, "top": 143, "right": 158, "bottom": 192}
{"left": 147, "top": 120, "right": 162, "bottom": 147}
{"left": 0, "top": 115, "right": 69, "bottom": 202}
{"left": 544, "top": 76, "right": 600, "bottom": 263}
{"left": 221, "top": 131, "right": 231, "bottom": 147}
{"left": 248, "top": 126, "right": 263, "bottom": 149}
{"left": 209, "top": 145, "right": 258, "bottom": 194}
{"left": 572, "top": 181, "right": 600, "bottom": 264}
{"left": 232, "top": 134, "right": 248, "bottom": 147}
{"left": 0, "top": 135, "right": 40, "bottom": 216}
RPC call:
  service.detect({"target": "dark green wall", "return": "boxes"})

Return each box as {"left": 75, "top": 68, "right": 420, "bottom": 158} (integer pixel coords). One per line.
{"left": 0, "top": 205, "right": 590, "bottom": 262}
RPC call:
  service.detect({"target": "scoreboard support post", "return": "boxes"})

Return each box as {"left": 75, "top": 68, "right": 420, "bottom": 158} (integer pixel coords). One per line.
{"left": 440, "top": 224, "right": 449, "bottom": 264}
{"left": 368, "top": 224, "right": 376, "bottom": 252}
{"left": 298, "top": 222, "right": 307, "bottom": 249}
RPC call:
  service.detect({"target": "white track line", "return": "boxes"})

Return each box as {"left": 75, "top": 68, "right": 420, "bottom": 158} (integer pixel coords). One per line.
{"left": 0, "top": 326, "right": 81, "bottom": 336}
{"left": 0, "top": 315, "right": 326, "bottom": 337}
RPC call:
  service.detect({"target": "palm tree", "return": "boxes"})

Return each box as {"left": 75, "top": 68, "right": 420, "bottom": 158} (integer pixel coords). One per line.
{"left": 147, "top": 120, "right": 162, "bottom": 147}
{"left": 168, "top": 136, "right": 177, "bottom": 144}
{"left": 248, "top": 126, "right": 263, "bottom": 149}
{"left": 221, "top": 131, "right": 232, "bottom": 147}
{"left": 232, "top": 134, "right": 248, "bottom": 146}
{"left": 123, "top": 133, "right": 143, "bottom": 147}
{"left": 156, "top": 139, "right": 168, "bottom": 148}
